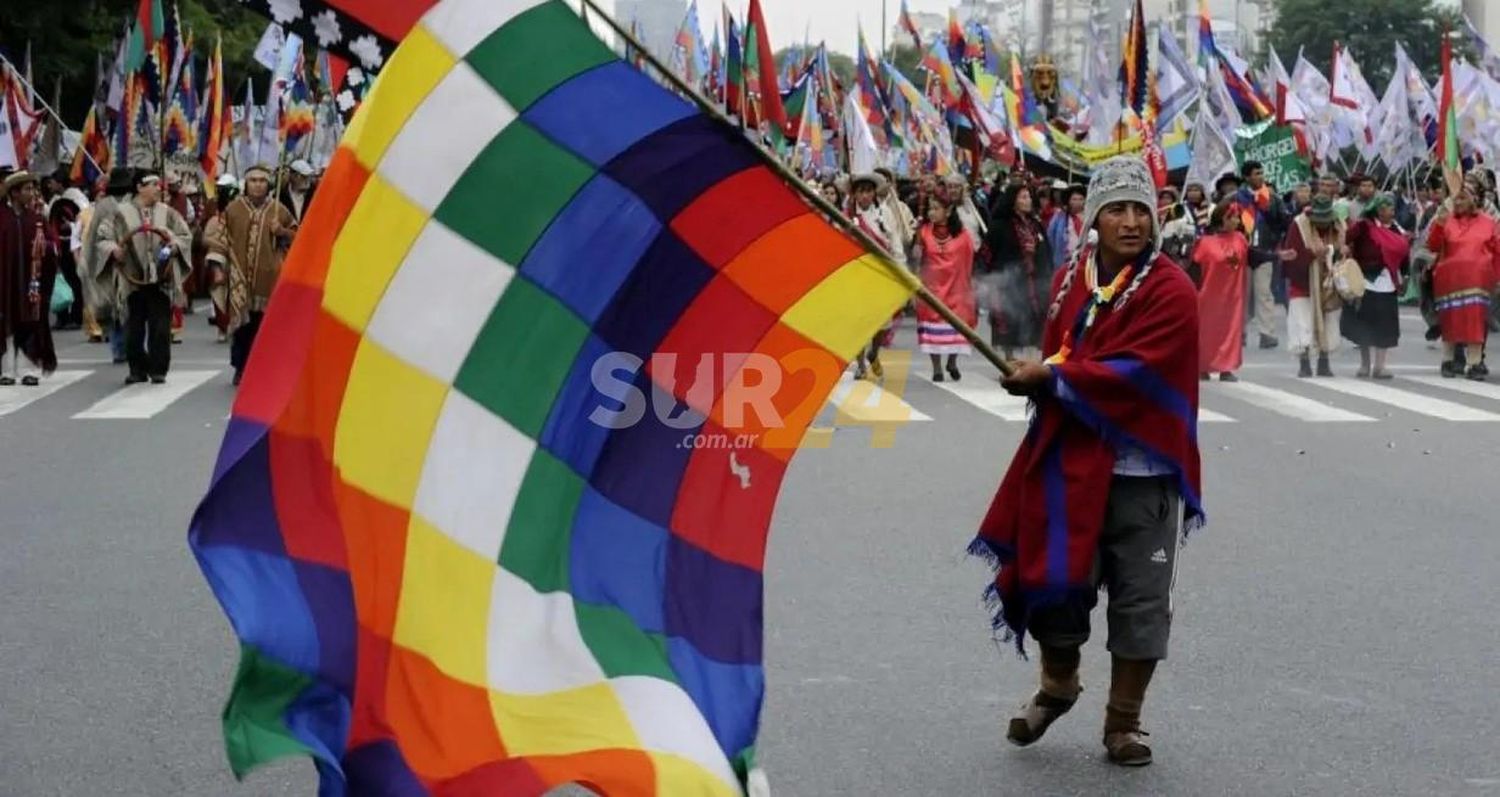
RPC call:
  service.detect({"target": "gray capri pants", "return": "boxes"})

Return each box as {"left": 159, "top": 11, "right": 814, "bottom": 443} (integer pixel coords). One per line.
{"left": 1028, "top": 475, "right": 1184, "bottom": 660}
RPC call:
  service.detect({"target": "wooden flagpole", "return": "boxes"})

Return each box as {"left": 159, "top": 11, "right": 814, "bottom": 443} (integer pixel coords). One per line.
{"left": 577, "top": 0, "right": 1014, "bottom": 377}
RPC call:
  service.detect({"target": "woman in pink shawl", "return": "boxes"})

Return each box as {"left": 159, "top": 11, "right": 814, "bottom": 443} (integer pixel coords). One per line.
{"left": 1190, "top": 199, "right": 1249, "bottom": 381}
{"left": 1342, "top": 194, "right": 1409, "bottom": 379}
{"left": 914, "top": 195, "right": 978, "bottom": 382}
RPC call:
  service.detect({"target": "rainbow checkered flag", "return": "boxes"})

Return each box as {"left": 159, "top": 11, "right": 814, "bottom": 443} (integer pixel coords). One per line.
{"left": 189, "top": 1, "right": 915, "bottom": 793}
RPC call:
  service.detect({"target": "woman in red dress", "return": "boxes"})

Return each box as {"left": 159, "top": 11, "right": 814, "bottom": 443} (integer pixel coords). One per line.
{"left": 1190, "top": 200, "right": 1248, "bottom": 381}
{"left": 914, "top": 195, "right": 978, "bottom": 382}
{"left": 1426, "top": 185, "right": 1500, "bottom": 380}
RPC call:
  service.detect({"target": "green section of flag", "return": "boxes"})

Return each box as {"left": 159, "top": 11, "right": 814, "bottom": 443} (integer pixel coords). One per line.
{"left": 221, "top": 643, "right": 315, "bottom": 779}
{"left": 436, "top": 121, "right": 595, "bottom": 265}
{"left": 455, "top": 278, "right": 591, "bottom": 438}
{"left": 467, "top": 1, "right": 616, "bottom": 111}
{"left": 500, "top": 449, "right": 583, "bottom": 593}
{"left": 574, "top": 602, "right": 678, "bottom": 682}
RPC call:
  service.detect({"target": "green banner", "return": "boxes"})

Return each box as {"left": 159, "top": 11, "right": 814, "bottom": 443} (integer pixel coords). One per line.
{"left": 1234, "top": 121, "right": 1311, "bottom": 193}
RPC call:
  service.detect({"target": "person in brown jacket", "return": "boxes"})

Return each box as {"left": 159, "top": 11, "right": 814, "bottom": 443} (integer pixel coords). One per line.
{"left": 203, "top": 165, "right": 296, "bottom": 386}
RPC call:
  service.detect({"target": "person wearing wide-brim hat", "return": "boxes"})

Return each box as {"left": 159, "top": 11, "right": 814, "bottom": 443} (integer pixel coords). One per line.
{"left": 1279, "top": 195, "right": 1347, "bottom": 377}
{"left": 79, "top": 168, "right": 139, "bottom": 348}
{"left": 0, "top": 170, "right": 60, "bottom": 385}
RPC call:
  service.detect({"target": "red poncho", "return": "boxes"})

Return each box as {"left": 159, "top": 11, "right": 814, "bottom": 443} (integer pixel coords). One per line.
{"left": 971, "top": 251, "right": 1205, "bottom": 652}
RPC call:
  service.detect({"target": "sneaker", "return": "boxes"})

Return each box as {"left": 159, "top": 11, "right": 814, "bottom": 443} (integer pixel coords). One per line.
{"left": 1103, "top": 729, "right": 1153, "bottom": 767}
{"left": 1258, "top": 334, "right": 1279, "bottom": 350}
{"left": 1006, "top": 691, "right": 1077, "bottom": 747}
{"left": 1218, "top": 372, "right": 1238, "bottom": 382}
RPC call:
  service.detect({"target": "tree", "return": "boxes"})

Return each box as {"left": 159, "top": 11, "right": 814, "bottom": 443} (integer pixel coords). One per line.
{"left": 1268, "top": 0, "right": 1466, "bottom": 87}
{"left": 1, "top": 0, "right": 272, "bottom": 128}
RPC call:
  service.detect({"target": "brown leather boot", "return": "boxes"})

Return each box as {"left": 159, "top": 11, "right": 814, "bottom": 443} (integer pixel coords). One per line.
{"left": 1102, "top": 656, "right": 1157, "bottom": 766}
{"left": 1007, "top": 645, "right": 1081, "bottom": 746}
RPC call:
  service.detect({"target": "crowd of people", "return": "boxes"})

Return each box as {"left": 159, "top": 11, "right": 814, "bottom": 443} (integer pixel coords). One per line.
{"left": 0, "top": 160, "right": 314, "bottom": 387}
{"left": 820, "top": 161, "right": 1500, "bottom": 384}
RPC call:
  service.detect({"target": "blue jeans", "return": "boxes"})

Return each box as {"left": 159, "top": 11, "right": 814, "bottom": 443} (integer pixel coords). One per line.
{"left": 109, "top": 320, "right": 126, "bottom": 362}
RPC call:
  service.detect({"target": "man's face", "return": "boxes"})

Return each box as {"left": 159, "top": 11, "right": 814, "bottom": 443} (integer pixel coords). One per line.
{"left": 245, "top": 175, "right": 270, "bottom": 199}
{"left": 1318, "top": 178, "right": 1340, "bottom": 198}
{"left": 1069, "top": 193, "right": 1086, "bottom": 214}
{"left": 11, "top": 182, "right": 37, "bottom": 207}
{"left": 1095, "top": 201, "right": 1151, "bottom": 261}
{"left": 1246, "top": 168, "right": 1265, "bottom": 189}
{"left": 1294, "top": 186, "right": 1312, "bottom": 206}
{"left": 290, "top": 173, "right": 310, "bottom": 191}
{"left": 136, "top": 180, "right": 161, "bottom": 205}
{"left": 1358, "top": 180, "right": 1376, "bottom": 200}
{"left": 919, "top": 175, "right": 937, "bottom": 194}
{"left": 853, "top": 184, "right": 876, "bottom": 209}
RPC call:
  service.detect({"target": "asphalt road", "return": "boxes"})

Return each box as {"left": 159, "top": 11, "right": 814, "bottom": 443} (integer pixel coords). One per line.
{"left": 3, "top": 309, "right": 1499, "bottom": 796}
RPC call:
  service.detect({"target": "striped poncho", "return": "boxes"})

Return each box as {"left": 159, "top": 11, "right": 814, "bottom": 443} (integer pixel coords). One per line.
{"left": 971, "top": 250, "right": 1205, "bottom": 652}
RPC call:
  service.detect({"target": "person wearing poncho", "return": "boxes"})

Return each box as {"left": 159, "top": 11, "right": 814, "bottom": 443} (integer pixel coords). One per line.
{"left": 91, "top": 171, "right": 192, "bottom": 384}
{"left": 1342, "top": 194, "right": 1408, "bottom": 380}
{"left": 1279, "top": 196, "right": 1347, "bottom": 378}
{"left": 971, "top": 156, "right": 1204, "bottom": 768}
{"left": 202, "top": 165, "right": 296, "bottom": 386}
{"left": 0, "top": 171, "right": 60, "bottom": 385}
{"left": 1425, "top": 183, "right": 1499, "bottom": 381}
{"left": 1191, "top": 199, "right": 1249, "bottom": 381}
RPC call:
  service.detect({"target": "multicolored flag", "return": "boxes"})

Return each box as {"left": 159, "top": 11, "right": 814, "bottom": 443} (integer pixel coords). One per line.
{"left": 198, "top": 35, "right": 227, "bottom": 191}
{"left": 162, "top": 31, "right": 198, "bottom": 158}
{"left": 279, "top": 48, "right": 316, "bottom": 158}
{"left": 946, "top": 10, "right": 967, "bottom": 66}
{"left": 670, "top": 0, "right": 710, "bottom": 86}
{"left": 724, "top": 9, "right": 744, "bottom": 119}
{"left": 125, "top": 0, "right": 165, "bottom": 73}
{"left": 1439, "top": 30, "right": 1460, "bottom": 173}
{"left": 1197, "top": 0, "right": 1215, "bottom": 71}
{"left": 190, "top": 3, "right": 918, "bottom": 795}
{"left": 921, "top": 39, "right": 960, "bottom": 108}
{"left": 744, "top": 0, "right": 790, "bottom": 140}
{"left": 1119, "top": 0, "right": 1148, "bottom": 120}
{"left": 70, "top": 105, "right": 110, "bottom": 186}
{"left": 899, "top": 0, "right": 923, "bottom": 50}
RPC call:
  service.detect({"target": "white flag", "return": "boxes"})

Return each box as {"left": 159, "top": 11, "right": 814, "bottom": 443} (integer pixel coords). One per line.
{"left": 253, "top": 23, "right": 287, "bottom": 71}
{"left": 0, "top": 92, "right": 18, "bottom": 170}
{"left": 1268, "top": 48, "right": 1307, "bottom": 125}
{"left": 843, "top": 89, "right": 880, "bottom": 177}
{"left": 1185, "top": 100, "right": 1236, "bottom": 194}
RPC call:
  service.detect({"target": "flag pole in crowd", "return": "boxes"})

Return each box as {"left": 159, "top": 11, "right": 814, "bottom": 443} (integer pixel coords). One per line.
{"left": 576, "top": 0, "right": 1015, "bottom": 376}
{"left": 0, "top": 51, "right": 106, "bottom": 177}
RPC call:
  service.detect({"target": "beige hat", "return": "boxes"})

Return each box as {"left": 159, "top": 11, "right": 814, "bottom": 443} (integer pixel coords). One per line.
{"left": 1, "top": 170, "right": 35, "bottom": 198}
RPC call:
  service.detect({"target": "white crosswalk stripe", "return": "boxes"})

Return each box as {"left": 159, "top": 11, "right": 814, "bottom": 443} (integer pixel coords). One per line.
{"left": 826, "top": 374, "right": 933, "bottom": 423}
{"left": 1404, "top": 375, "right": 1500, "bottom": 403}
{"left": 931, "top": 378, "right": 1030, "bottom": 421}
{"left": 0, "top": 370, "right": 94, "bottom": 417}
{"left": 72, "top": 370, "right": 223, "bottom": 420}
{"left": 1207, "top": 380, "right": 1377, "bottom": 422}
{"left": 934, "top": 375, "right": 1237, "bottom": 422}
{"left": 1301, "top": 377, "right": 1500, "bottom": 422}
